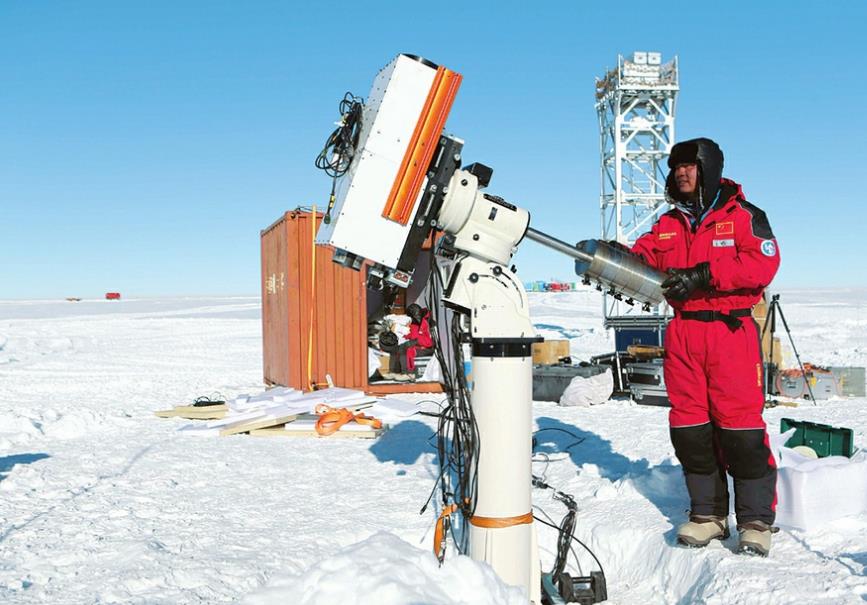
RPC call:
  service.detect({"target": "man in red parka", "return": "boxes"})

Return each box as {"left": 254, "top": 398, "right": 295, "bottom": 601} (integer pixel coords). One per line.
{"left": 629, "top": 138, "right": 780, "bottom": 556}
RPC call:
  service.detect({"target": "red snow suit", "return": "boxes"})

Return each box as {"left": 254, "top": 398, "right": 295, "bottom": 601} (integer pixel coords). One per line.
{"left": 406, "top": 311, "right": 433, "bottom": 371}
{"left": 632, "top": 178, "right": 780, "bottom": 524}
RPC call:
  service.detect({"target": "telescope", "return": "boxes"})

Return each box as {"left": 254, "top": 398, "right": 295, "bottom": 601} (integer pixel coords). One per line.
{"left": 315, "top": 53, "right": 664, "bottom": 604}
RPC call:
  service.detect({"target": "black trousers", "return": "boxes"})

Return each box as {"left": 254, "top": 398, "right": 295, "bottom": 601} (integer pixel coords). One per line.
{"left": 670, "top": 422, "right": 776, "bottom": 525}
{"left": 383, "top": 341, "right": 413, "bottom": 374}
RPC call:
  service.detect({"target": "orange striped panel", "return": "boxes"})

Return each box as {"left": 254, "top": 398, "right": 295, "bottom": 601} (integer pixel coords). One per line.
{"left": 382, "top": 66, "right": 462, "bottom": 225}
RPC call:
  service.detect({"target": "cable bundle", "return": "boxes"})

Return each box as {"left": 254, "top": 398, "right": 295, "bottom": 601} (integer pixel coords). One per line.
{"left": 551, "top": 491, "right": 578, "bottom": 578}
{"left": 314, "top": 92, "right": 364, "bottom": 178}
{"left": 420, "top": 252, "right": 479, "bottom": 557}
{"left": 314, "top": 92, "right": 364, "bottom": 223}
{"left": 532, "top": 476, "right": 606, "bottom": 588}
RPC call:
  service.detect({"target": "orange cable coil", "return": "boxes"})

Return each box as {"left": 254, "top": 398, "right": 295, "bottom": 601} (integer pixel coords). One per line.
{"left": 314, "top": 404, "right": 383, "bottom": 436}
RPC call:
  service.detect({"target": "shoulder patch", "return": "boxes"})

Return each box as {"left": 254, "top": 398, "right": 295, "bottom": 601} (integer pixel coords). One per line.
{"left": 761, "top": 240, "right": 777, "bottom": 257}
{"left": 738, "top": 199, "right": 775, "bottom": 239}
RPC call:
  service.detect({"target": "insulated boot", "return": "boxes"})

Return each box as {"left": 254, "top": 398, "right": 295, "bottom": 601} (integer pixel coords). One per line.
{"left": 737, "top": 520, "right": 778, "bottom": 557}
{"left": 676, "top": 515, "right": 729, "bottom": 548}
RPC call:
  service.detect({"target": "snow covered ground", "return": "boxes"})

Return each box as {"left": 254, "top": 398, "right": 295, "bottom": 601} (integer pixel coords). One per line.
{"left": 1, "top": 291, "right": 866, "bottom": 604}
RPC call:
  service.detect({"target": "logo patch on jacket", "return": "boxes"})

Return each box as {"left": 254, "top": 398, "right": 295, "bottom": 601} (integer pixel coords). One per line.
{"left": 713, "top": 239, "right": 735, "bottom": 248}
{"left": 659, "top": 232, "right": 677, "bottom": 240}
{"left": 761, "top": 240, "right": 777, "bottom": 257}
{"left": 716, "top": 222, "right": 735, "bottom": 235}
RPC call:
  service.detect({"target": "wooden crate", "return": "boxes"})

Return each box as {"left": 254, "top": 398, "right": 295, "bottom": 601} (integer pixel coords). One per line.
{"left": 532, "top": 339, "right": 571, "bottom": 365}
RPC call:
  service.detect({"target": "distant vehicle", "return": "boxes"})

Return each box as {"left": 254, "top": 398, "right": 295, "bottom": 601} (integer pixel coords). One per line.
{"left": 65, "top": 297, "right": 82, "bottom": 302}
{"left": 545, "top": 282, "right": 573, "bottom": 292}
{"left": 105, "top": 292, "right": 121, "bottom": 300}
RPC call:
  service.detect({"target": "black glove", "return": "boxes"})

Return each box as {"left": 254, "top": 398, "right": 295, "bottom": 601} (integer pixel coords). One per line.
{"left": 606, "top": 240, "right": 631, "bottom": 254}
{"left": 661, "top": 262, "right": 711, "bottom": 300}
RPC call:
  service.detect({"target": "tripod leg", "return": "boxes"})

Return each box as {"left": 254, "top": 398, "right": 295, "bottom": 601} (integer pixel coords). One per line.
{"left": 761, "top": 300, "right": 776, "bottom": 398}
{"left": 775, "top": 303, "right": 817, "bottom": 405}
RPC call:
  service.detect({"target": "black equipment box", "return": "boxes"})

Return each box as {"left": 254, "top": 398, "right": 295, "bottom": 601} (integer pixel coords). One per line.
{"left": 605, "top": 315, "right": 668, "bottom": 353}
{"left": 626, "top": 360, "right": 670, "bottom": 407}
{"left": 533, "top": 364, "right": 609, "bottom": 402}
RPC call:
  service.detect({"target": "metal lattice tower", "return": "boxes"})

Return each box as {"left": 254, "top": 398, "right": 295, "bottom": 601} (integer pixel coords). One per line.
{"left": 596, "top": 51, "right": 678, "bottom": 318}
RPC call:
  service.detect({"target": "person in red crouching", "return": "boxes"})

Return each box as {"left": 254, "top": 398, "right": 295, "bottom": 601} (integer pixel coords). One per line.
{"left": 405, "top": 303, "right": 434, "bottom": 374}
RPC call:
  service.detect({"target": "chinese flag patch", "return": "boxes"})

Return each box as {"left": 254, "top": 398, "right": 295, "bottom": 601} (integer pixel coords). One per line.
{"left": 716, "top": 222, "right": 734, "bottom": 235}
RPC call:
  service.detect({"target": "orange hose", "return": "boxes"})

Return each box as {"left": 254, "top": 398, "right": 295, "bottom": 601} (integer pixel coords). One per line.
{"left": 433, "top": 503, "right": 458, "bottom": 560}
{"left": 314, "top": 404, "right": 383, "bottom": 436}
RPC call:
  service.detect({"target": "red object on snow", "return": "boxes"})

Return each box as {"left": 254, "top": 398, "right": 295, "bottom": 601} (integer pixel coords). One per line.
{"left": 105, "top": 292, "right": 121, "bottom": 300}
{"left": 545, "top": 282, "right": 572, "bottom": 292}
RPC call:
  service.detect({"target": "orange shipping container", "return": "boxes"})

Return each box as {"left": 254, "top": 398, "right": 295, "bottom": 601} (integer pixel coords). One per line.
{"left": 260, "top": 210, "right": 442, "bottom": 395}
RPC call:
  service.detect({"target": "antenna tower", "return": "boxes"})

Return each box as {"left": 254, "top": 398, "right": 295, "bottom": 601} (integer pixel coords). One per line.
{"left": 596, "top": 51, "right": 678, "bottom": 319}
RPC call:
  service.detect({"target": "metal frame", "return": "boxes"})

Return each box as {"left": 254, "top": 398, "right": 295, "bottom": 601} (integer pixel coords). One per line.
{"left": 596, "top": 52, "right": 678, "bottom": 319}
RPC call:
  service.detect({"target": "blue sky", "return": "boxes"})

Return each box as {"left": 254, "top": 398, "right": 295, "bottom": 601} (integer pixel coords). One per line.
{"left": 2, "top": 1, "right": 865, "bottom": 298}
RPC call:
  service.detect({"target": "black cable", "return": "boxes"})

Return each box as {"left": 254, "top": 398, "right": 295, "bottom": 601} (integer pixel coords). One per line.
{"left": 419, "top": 253, "right": 453, "bottom": 518}
{"left": 531, "top": 452, "right": 554, "bottom": 488}
{"left": 552, "top": 500, "right": 577, "bottom": 578}
{"left": 418, "top": 247, "right": 480, "bottom": 556}
{"left": 419, "top": 464, "right": 449, "bottom": 515}
{"left": 314, "top": 92, "right": 363, "bottom": 178}
{"left": 533, "top": 427, "right": 583, "bottom": 440}
{"left": 533, "top": 504, "right": 583, "bottom": 577}
{"left": 533, "top": 470, "right": 606, "bottom": 585}
{"left": 314, "top": 92, "right": 364, "bottom": 223}
{"left": 413, "top": 398, "right": 447, "bottom": 413}
{"left": 533, "top": 427, "right": 586, "bottom": 453}
{"left": 532, "top": 476, "right": 576, "bottom": 577}
{"left": 193, "top": 393, "right": 225, "bottom": 407}
{"left": 533, "top": 515, "right": 606, "bottom": 581}
{"left": 532, "top": 429, "right": 584, "bottom": 486}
